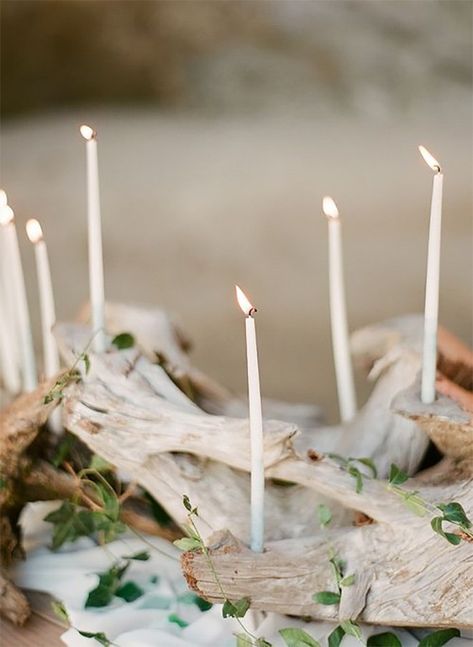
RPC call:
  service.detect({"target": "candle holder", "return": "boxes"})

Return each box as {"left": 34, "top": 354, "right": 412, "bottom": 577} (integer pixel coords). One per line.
{"left": 0, "top": 303, "right": 471, "bottom": 629}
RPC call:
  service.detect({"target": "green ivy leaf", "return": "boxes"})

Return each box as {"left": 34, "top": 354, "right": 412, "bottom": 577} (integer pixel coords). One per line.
{"left": 52, "top": 434, "right": 75, "bottom": 467}
{"left": 389, "top": 464, "right": 409, "bottom": 485}
{"left": 173, "top": 537, "right": 201, "bottom": 551}
{"left": 78, "top": 631, "right": 112, "bottom": 646}
{"left": 182, "top": 494, "right": 198, "bottom": 515}
{"left": 328, "top": 625, "right": 346, "bottom": 647}
{"left": 123, "top": 550, "right": 150, "bottom": 561}
{"left": 81, "top": 353, "right": 91, "bottom": 374}
{"left": 348, "top": 466, "right": 363, "bottom": 493}
{"left": 317, "top": 504, "right": 332, "bottom": 528}
{"left": 279, "top": 627, "right": 321, "bottom": 646}
{"left": 340, "top": 620, "right": 362, "bottom": 642}
{"left": 51, "top": 599, "right": 70, "bottom": 624}
{"left": 367, "top": 632, "right": 402, "bottom": 647}
{"left": 437, "top": 502, "right": 471, "bottom": 528}
{"left": 115, "top": 581, "right": 144, "bottom": 603}
{"left": 431, "top": 517, "right": 462, "bottom": 545}
{"left": 236, "top": 635, "right": 252, "bottom": 647}
{"left": 418, "top": 628, "right": 461, "bottom": 647}
{"left": 312, "top": 591, "right": 341, "bottom": 605}
{"left": 45, "top": 502, "right": 97, "bottom": 550}
{"left": 340, "top": 573, "right": 356, "bottom": 587}
{"left": 90, "top": 481, "right": 120, "bottom": 522}
{"left": 353, "top": 457, "right": 378, "bottom": 478}
{"left": 222, "top": 596, "right": 251, "bottom": 618}
{"left": 111, "top": 332, "right": 135, "bottom": 350}
{"left": 85, "top": 562, "right": 129, "bottom": 608}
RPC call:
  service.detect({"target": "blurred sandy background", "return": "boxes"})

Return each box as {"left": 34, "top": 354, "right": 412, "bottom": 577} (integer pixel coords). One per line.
{"left": 1, "top": 0, "right": 472, "bottom": 420}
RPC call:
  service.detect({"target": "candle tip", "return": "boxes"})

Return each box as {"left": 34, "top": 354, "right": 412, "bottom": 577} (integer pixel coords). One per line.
{"left": 80, "top": 124, "right": 97, "bottom": 141}
{"left": 0, "top": 205, "right": 14, "bottom": 226}
{"left": 418, "top": 145, "right": 441, "bottom": 173}
{"left": 322, "top": 195, "right": 339, "bottom": 219}
{"left": 0, "top": 189, "right": 7, "bottom": 207}
{"left": 26, "top": 218, "right": 43, "bottom": 243}
{"left": 235, "top": 285, "right": 256, "bottom": 316}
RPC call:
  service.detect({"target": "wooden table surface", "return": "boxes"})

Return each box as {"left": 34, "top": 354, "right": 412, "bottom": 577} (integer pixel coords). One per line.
{"left": 1, "top": 592, "right": 64, "bottom": 647}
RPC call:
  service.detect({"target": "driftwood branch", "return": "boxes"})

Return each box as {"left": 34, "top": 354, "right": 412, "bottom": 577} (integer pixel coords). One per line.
{"left": 1, "top": 304, "right": 471, "bottom": 628}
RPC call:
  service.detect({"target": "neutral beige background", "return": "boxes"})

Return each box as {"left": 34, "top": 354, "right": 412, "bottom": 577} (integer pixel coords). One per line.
{"left": 2, "top": 104, "right": 471, "bottom": 420}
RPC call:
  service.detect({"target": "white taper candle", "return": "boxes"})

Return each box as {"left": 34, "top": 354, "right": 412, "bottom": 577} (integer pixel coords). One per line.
{"left": 26, "top": 219, "right": 62, "bottom": 432}
{"left": 419, "top": 145, "right": 444, "bottom": 404}
{"left": 322, "top": 196, "right": 357, "bottom": 422}
{"left": 236, "top": 285, "right": 265, "bottom": 553}
{"left": 0, "top": 205, "right": 37, "bottom": 391}
{"left": 80, "top": 124, "right": 106, "bottom": 352}
{"left": 0, "top": 191, "right": 21, "bottom": 393}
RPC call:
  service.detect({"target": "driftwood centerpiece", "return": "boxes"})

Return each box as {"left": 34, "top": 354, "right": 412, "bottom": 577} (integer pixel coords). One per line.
{"left": 1, "top": 303, "right": 472, "bottom": 629}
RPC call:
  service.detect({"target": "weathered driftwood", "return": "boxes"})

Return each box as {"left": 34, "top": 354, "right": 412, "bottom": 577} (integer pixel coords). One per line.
{"left": 2, "top": 304, "right": 471, "bottom": 628}
{"left": 55, "top": 312, "right": 430, "bottom": 545}
{"left": 183, "top": 329, "right": 473, "bottom": 628}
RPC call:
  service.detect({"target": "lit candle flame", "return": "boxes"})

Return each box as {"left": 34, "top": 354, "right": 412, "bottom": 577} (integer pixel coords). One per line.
{"left": 80, "top": 124, "right": 97, "bottom": 141}
{"left": 0, "top": 190, "right": 7, "bottom": 207}
{"left": 0, "top": 205, "right": 14, "bottom": 226}
{"left": 26, "top": 218, "right": 43, "bottom": 244}
{"left": 418, "top": 145, "right": 441, "bottom": 173}
{"left": 235, "top": 285, "right": 257, "bottom": 316}
{"left": 322, "top": 196, "right": 339, "bottom": 219}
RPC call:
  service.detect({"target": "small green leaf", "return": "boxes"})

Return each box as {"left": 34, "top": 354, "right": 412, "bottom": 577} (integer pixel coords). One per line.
{"left": 328, "top": 625, "right": 346, "bottom": 647}
{"left": 52, "top": 434, "right": 75, "bottom": 467}
{"left": 173, "top": 537, "right": 201, "bottom": 551}
{"left": 279, "top": 627, "right": 321, "bottom": 646}
{"left": 353, "top": 457, "right": 378, "bottom": 478}
{"left": 81, "top": 353, "right": 91, "bottom": 374}
{"left": 317, "top": 504, "right": 332, "bottom": 528}
{"left": 340, "top": 573, "right": 356, "bottom": 587}
{"left": 77, "top": 631, "right": 112, "bottom": 646}
{"left": 111, "top": 332, "right": 135, "bottom": 350}
{"left": 89, "top": 455, "right": 113, "bottom": 473}
{"left": 51, "top": 599, "right": 69, "bottom": 624}
{"left": 389, "top": 464, "right": 409, "bottom": 485}
{"left": 85, "top": 562, "right": 129, "bottom": 608}
{"left": 437, "top": 502, "right": 471, "bottom": 528}
{"left": 123, "top": 550, "right": 150, "bottom": 561}
{"left": 418, "top": 628, "right": 461, "bottom": 647}
{"left": 348, "top": 466, "right": 363, "bottom": 493}
{"left": 256, "top": 640, "right": 272, "bottom": 647}
{"left": 116, "top": 581, "right": 144, "bottom": 602}
{"left": 222, "top": 596, "right": 251, "bottom": 618}
{"left": 236, "top": 635, "right": 252, "bottom": 647}
{"left": 367, "top": 632, "right": 402, "bottom": 647}
{"left": 168, "top": 612, "right": 189, "bottom": 628}
{"left": 183, "top": 494, "right": 192, "bottom": 512}
{"left": 312, "top": 591, "right": 341, "bottom": 605}
{"left": 90, "top": 481, "right": 120, "bottom": 522}
{"left": 340, "top": 620, "right": 362, "bottom": 642}
{"left": 431, "top": 517, "right": 462, "bottom": 545}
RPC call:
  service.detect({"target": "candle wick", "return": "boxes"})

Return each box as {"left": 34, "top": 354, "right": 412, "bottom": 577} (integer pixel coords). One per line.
{"left": 248, "top": 307, "right": 257, "bottom": 317}
{"left": 434, "top": 165, "right": 442, "bottom": 174}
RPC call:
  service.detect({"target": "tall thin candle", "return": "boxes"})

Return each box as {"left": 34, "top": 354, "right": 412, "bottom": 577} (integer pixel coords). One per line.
{"left": 0, "top": 191, "right": 21, "bottom": 393}
{"left": 26, "top": 218, "right": 61, "bottom": 431}
{"left": 0, "top": 205, "right": 37, "bottom": 391}
{"left": 322, "top": 196, "right": 357, "bottom": 422}
{"left": 419, "top": 145, "right": 444, "bottom": 404}
{"left": 236, "top": 285, "right": 264, "bottom": 553}
{"left": 80, "top": 124, "right": 106, "bottom": 352}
